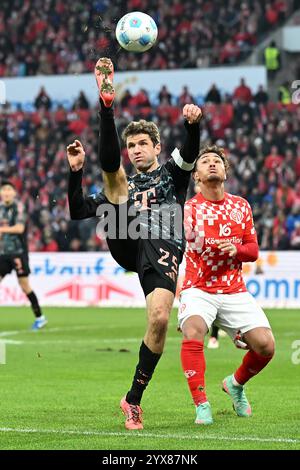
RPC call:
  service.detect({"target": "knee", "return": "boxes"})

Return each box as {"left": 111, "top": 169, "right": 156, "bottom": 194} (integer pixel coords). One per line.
{"left": 181, "top": 317, "right": 207, "bottom": 342}
{"left": 183, "top": 326, "right": 205, "bottom": 342}
{"left": 149, "top": 306, "right": 169, "bottom": 335}
{"left": 256, "top": 337, "right": 275, "bottom": 357}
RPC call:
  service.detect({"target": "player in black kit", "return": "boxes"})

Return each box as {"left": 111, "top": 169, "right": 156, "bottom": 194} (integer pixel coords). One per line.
{"left": 0, "top": 181, "right": 47, "bottom": 330}
{"left": 67, "top": 57, "right": 202, "bottom": 430}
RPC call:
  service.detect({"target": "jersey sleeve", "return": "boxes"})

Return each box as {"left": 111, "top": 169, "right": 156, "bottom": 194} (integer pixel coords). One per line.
{"left": 164, "top": 120, "right": 200, "bottom": 190}
{"left": 243, "top": 200, "right": 258, "bottom": 243}
{"left": 68, "top": 169, "right": 106, "bottom": 219}
{"left": 235, "top": 200, "right": 259, "bottom": 262}
{"left": 164, "top": 156, "right": 192, "bottom": 191}
{"left": 16, "top": 202, "right": 26, "bottom": 225}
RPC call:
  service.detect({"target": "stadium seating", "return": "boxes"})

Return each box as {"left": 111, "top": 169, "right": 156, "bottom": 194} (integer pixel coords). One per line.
{"left": 0, "top": 80, "right": 299, "bottom": 252}
{"left": 0, "top": 0, "right": 297, "bottom": 76}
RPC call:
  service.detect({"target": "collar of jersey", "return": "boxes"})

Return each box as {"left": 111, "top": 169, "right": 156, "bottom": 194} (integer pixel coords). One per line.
{"left": 195, "top": 192, "right": 227, "bottom": 205}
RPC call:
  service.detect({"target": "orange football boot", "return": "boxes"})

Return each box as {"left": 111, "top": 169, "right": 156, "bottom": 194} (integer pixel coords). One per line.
{"left": 94, "top": 57, "right": 115, "bottom": 107}
{"left": 120, "top": 396, "right": 143, "bottom": 430}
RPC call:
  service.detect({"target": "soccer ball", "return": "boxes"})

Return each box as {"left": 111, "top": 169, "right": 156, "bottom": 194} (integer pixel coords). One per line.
{"left": 115, "top": 11, "right": 158, "bottom": 53}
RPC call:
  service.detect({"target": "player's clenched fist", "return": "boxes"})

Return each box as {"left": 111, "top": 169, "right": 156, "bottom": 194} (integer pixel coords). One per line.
{"left": 183, "top": 104, "right": 202, "bottom": 125}
{"left": 67, "top": 139, "right": 85, "bottom": 172}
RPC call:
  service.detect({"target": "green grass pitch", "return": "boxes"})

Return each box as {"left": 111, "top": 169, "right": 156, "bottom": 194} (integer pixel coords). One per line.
{"left": 0, "top": 307, "right": 299, "bottom": 450}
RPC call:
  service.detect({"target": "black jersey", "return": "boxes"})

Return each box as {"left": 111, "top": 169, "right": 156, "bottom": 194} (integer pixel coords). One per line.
{"left": 126, "top": 158, "right": 190, "bottom": 251}
{"left": 0, "top": 201, "right": 27, "bottom": 255}
{"left": 69, "top": 155, "right": 192, "bottom": 253}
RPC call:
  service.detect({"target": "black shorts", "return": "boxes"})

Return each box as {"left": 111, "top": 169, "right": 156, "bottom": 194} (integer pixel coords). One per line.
{"left": 137, "top": 239, "right": 182, "bottom": 297}
{"left": 107, "top": 237, "right": 181, "bottom": 297}
{"left": 103, "top": 200, "right": 182, "bottom": 297}
{"left": 0, "top": 254, "right": 31, "bottom": 278}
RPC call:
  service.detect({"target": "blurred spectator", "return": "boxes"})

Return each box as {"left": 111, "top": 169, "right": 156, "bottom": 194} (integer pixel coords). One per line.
{"left": 286, "top": 206, "right": 300, "bottom": 236}
{"left": 233, "top": 78, "right": 252, "bottom": 104}
{"left": 34, "top": 86, "right": 52, "bottom": 110}
{"left": 264, "top": 40, "right": 281, "bottom": 81}
{"left": 264, "top": 145, "right": 284, "bottom": 170}
{"left": 69, "top": 238, "right": 84, "bottom": 251}
{"left": 254, "top": 85, "right": 269, "bottom": 105}
{"left": 178, "top": 86, "right": 194, "bottom": 106}
{"left": 205, "top": 84, "right": 221, "bottom": 104}
{"left": 132, "top": 89, "right": 151, "bottom": 108}
{"left": 275, "top": 182, "right": 296, "bottom": 210}
{"left": 120, "top": 89, "right": 133, "bottom": 108}
{"left": 265, "top": 2, "right": 279, "bottom": 26}
{"left": 219, "top": 38, "right": 241, "bottom": 64}
{"left": 273, "top": 209, "right": 290, "bottom": 249}
{"left": 278, "top": 81, "right": 292, "bottom": 105}
{"left": 74, "top": 91, "right": 90, "bottom": 110}
{"left": 158, "top": 86, "right": 172, "bottom": 105}
{"left": 290, "top": 222, "right": 300, "bottom": 249}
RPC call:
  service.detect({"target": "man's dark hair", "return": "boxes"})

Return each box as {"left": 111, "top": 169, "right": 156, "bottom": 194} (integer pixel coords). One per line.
{"left": 0, "top": 180, "right": 16, "bottom": 190}
{"left": 122, "top": 120, "right": 160, "bottom": 146}
{"left": 193, "top": 145, "right": 230, "bottom": 173}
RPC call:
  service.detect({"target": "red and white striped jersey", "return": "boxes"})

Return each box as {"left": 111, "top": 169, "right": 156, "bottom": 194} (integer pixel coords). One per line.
{"left": 182, "top": 192, "right": 258, "bottom": 294}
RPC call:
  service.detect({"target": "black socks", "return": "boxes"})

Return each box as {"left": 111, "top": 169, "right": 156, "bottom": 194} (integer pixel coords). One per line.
{"left": 211, "top": 324, "right": 219, "bottom": 339}
{"left": 27, "top": 291, "right": 42, "bottom": 318}
{"left": 126, "top": 341, "right": 162, "bottom": 405}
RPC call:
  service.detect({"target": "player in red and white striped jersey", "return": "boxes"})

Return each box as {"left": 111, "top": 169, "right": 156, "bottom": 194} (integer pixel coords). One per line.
{"left": 178, "top": 145, "right": 275, "bottom": 425}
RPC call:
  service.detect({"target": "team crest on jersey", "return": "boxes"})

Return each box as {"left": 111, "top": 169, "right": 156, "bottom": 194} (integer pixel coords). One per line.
{"left": 229, "top": 208, "right": 243, "bottom": 224}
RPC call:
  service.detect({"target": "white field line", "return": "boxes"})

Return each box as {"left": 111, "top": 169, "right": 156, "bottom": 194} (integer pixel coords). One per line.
{"left": 0, "top": 324, "right": 180, "bottom": 346}
{"left": 22, "top": 338, "right": 141, "bottom": 345}
{"left": 0, "top": 322, "right": 166, "bottom": 338}
{"left": 0, "top": 325, "right": 100, "bottom": 337}
{"left": 3, "top": 337, "right": 179, "bottom": 346}
{"left": 0, "top": 331, "right": 20, "bottom": 337}
{"left": 0, "top": 427, "right": 298, "bottom": 445}
{"left": 0, "top": 339, "right": 24, "bottom": 345}
{"left": 0, "top": 321, "right": 178, "bottom": 338}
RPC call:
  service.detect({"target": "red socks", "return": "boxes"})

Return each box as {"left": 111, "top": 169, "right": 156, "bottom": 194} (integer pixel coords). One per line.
{"left": 181, "top": 339, "right": 207, "bottom": 406}
{"left": 181, "top": 340, "right": 274, "bottom": 404}
{"left": 234, "top": 350, "right": 274, "bottom": 385}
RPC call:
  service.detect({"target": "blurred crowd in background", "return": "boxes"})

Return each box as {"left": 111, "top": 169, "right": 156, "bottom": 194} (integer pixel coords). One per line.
{"left": 0, "top": 0, "right": 299, "bottom": 76}
{"left": 1, "top": 79, "right": 300, "bottom": 252}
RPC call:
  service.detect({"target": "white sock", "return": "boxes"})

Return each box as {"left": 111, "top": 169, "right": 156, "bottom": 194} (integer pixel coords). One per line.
{"left": 232, "top": 375, "right": 242, "bottom": 387}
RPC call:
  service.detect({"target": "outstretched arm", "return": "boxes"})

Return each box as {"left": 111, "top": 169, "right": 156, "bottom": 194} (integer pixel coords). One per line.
{"left": 67, "top": 140, "right": 99, "bottom": 220}
{"left": 181, "top": 104, "right": 202, "bottom": 164}
{"left": 172, "top": 104, "right": 202, "bottom": 170}
{"left": 67, "top": 139, "right": 85, "bottom": 172}
{"left": 68, "top": 169, "right": 100, "bottom": 220}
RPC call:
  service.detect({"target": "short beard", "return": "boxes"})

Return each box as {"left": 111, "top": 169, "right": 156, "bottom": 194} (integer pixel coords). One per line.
{"left": 206, "top": 174, "right": 223, "bottom": 182}
{"left": 135, "top": 159, "right": 156, "bottom": 173}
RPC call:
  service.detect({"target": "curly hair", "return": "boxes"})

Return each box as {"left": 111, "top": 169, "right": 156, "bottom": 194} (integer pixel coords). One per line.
{"left": 194, "top": 145, "right": 230, "bottom": 173}
{"left": 122, "top": 119, "right": 160, "bottom": 146}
